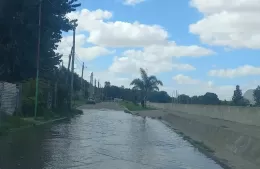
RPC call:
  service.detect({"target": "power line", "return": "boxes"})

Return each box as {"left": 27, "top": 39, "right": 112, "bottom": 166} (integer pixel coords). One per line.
{"left": 75, "top": 53, "right": 84, "bottom": 63}
{"left": 75, "top": 56, "right": 82, "bottom": 64}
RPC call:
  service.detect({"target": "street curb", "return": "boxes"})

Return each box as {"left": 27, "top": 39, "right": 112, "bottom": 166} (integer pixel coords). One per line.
{"left": 9, "top": 117, "right": 68, "bottom": 133}
{"left": 122, "top": 106, "right": 140, "bottom": 116}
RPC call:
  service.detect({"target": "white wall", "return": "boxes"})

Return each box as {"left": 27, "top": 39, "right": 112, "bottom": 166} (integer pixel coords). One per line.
{"left": 0, "top": 82, "right": 18, "bottom": 115}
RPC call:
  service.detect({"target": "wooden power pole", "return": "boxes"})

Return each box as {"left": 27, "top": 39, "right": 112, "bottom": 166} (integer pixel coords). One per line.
{"left": 70, "top": 27, "right": 76, "bottom": 109}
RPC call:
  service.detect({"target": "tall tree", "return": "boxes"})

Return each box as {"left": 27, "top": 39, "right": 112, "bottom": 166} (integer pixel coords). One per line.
{"left": 232, "top": 85, "right": 248, "bottom": 106}
{"left": 130, "top": 68, "right": 163, "bottom": 107}
{"left": 203, "top": 92, "right": 220, "bottom": 105}
{"left": 253, "top": 86, "right": 260, "bottom": 106}
{"left": 177, "top": 94, "right": 190, "bottom": 104}
{"left": 104, "top": 81, "right": 111, "bottom": 88}
{"left": 148, "top": 91, "right": 171, "bottom": 103}
{"left": 0, "top": 0, "right": 80, "bottom": 82}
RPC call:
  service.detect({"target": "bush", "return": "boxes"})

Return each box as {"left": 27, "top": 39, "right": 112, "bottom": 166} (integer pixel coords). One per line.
{"left": 0, "top": 115, "right": 33, "bottom": 135}
{"left": 42, "top": 108, "right": 54, "bottom": 120}
{"left": 22, "top": 97, "right": 35, "bottom": 117}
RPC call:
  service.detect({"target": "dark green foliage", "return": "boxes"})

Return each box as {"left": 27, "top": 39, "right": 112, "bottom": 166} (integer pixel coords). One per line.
{"left": 0, "top": 114, "right": 33, "bottom": 135}
{"left": 175, "top": 92, "right": 220, "bottom": 105}
{"left": 177, "top": 94, "right": 191, "bottom": 104}
{"left": 102, "top": 82, "right": 171, "bottom": 104}
{"left": 202, "top": 92, "right": 220, "bottom": 105}
{"left": 148, "top": 91, "right": 171, "bottom": 103}
{"left": 19, "top": 66, "right": 89, "bottom": 117}
{"left": 253, "top": 86, "right": 260, "bottom": 106}
{"left": 232, "top": 85, "right": 249, "bottom": 106}
{"left": 130, "top": 68, "right": 163, "bottom": 107}
{"left": 0, "top": 0, "right": 80, "bottom": 82}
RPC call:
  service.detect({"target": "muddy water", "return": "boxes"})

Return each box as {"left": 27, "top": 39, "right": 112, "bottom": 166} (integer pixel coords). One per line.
{"left": 0, "top": 109, "right": 223, "bottom": 169}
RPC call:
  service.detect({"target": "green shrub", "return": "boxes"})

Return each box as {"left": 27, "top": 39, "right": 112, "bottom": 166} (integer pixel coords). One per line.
{"left": 0, "top": 115, "right": 33, "bottom": 135}
{"left": 43, "top": 108, "right": 54, "bottom": 120}
{"left": 22, "top": 97, "right": 35, "bottom": 117}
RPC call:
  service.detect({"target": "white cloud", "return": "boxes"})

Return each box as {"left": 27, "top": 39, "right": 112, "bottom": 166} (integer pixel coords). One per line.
{"left": 109, "top": 42, "right": 213, "bottom": 74}
{"left": 172, "top": 64, "right": 196, "bottom": 71}
{"left": 124, "top": 0, "right": 145, "bottom": 6}
{"left": 208, "top": 65, "right": 260, "bottom": 78}
{"left": 67, "top": 9, "right": 168, "bottom": 47}
{"left": 109, "top": 55, "right": 174, "bottom": 75}
{"left": 57, "top": 34, "right": 114, "bottom": 61}
{"left": 63, "top": 8, "right": 214, "bottom": 76}
{"left": 173, "top": 74, "right": 200, "bottom": 84}
{"left": 190, "top": 0, "right": 260, "bottom": 49}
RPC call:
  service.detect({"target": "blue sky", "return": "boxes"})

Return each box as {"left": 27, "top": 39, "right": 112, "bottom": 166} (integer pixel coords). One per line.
{"left": 58, "top": 0, "right": 260, "bottom": 100}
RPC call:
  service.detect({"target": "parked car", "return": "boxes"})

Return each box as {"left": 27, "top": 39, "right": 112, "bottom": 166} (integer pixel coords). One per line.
{"left": 86, "top": 98, "right": 96, "bottom": 104}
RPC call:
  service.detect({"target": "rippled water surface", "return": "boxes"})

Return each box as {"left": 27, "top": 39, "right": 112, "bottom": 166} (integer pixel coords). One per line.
{"left": 0, "top": 109, "right": 223, "bottom": 169}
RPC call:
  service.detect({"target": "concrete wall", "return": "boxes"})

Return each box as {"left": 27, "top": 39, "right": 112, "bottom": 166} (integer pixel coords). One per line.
{"left": 163, "top": 113, "right": 260, "bottom": 169}
{"left": 0, "top": 82, "right": 18, "bottom": 115}
{"left": 150, "top": 103, "right": 260, "bottom": 127}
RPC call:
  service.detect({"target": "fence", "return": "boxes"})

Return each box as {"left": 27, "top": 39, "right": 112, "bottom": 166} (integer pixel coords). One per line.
{"left": 0, "top": 76, "right": 88, "bottom": 120}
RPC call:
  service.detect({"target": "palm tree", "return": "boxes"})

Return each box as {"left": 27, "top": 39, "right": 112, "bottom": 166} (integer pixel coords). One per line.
{"left": 130, "top": 68, "right": 163, "bottom": 107}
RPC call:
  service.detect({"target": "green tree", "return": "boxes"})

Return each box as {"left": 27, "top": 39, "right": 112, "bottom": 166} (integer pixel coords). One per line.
{"left": 148, "top": 91, "right": 171, "bottom": 103}
{"left": 232, "top": 85, "right": 248, "bottom": 106}
{"left": 191, "top": 96, "right": 199, "bottom": 104}
{"left": 253, "top": 86, "right": 260, "bottom": 106}
{"left": 177, "top": 94, "right": 190, "bottom": 104}
{"left": 203, "top": 92, "right": 220, "bottom": 105}
{"left": 0, "top": 0, "right": 80, "bottom": 82}
{"left": 130, "top": 68, "right": 163, "bottom": 107}
{"left": 104, "top": 81, "right": 111, "bottom": 87}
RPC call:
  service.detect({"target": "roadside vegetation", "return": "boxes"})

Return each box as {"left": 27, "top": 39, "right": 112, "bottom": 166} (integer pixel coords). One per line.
{"left": 0, "top": 114, "right": 34, "bottom": 136}
{"left": 103, "top": 77, "right": 260, "bottom": 107}
{"left": 130, "top": 68, "right": 163, "bottom": 108}
{"left": 0, "top": 0, "right": 85, "bottom": 135}
{"left": 120, "top": 101, "right": 155, "bottom": 111}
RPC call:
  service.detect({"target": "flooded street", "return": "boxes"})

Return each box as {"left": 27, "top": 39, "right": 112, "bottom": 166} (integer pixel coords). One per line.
{"left": 0, "top": 109, "right": 223, "bottom": 169}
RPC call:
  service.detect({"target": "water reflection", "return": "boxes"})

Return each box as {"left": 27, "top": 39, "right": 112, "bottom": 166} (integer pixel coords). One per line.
{"left": 0, "top": 109, "right": 223, "bottom": 169}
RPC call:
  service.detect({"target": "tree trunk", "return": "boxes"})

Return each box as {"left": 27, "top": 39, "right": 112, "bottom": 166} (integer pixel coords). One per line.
{"left": 143, "top": 94, "right": 147, "bottom": 108}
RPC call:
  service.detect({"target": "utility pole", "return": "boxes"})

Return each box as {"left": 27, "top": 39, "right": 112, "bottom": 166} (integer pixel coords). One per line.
{"left": 34, "top": 0, "right": 42, "bottom": 119}
{"left": 90, "top": 72, "right": 93, "bottom": 98}
{"left": 81, "top": 62, "right": 84, "bottom": 87}
{"left": 81, "top": 62, "right": 87, "bottom": 98}
{"left": 172, "top": 90, "right": 175, "bottom": 106}
{"left": 70, "top": 27, "right": 76, "bottom": 109}
{"left": 98, "top": 80, "right": 100, "bottom": 99}
{"left": 176, "top": 90, "right": 178, "bottom": 104}
{"left": 94, "top": 79, "right": 97, "bottom": 97}
{"left": 66, "top": 47, "right": 72, "bottom": 85}
{"left": 54, "top": 69, "right": 58, "bottom": 108}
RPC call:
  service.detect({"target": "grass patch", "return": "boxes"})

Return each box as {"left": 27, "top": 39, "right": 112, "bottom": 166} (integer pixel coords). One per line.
{"left": 71, "top": 108, "right": 83, "bottom": 115}
{"left": 120, "top": 101, "right": 156, "bottom": 111}
{"left": 73, "top": 99, "right": 88, "bottom": 108}
{"left": 0, "top": 115, "right": 34, "bottom": 136}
